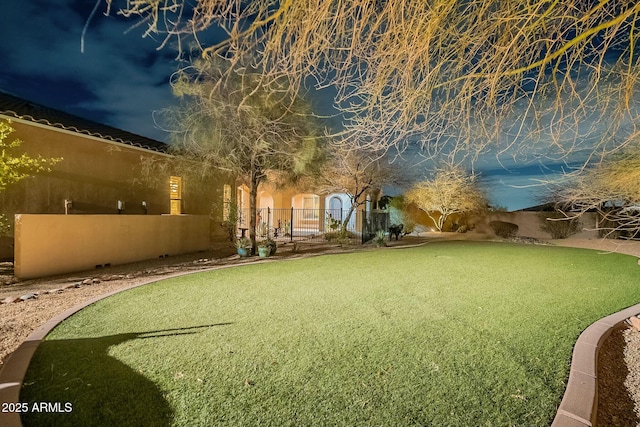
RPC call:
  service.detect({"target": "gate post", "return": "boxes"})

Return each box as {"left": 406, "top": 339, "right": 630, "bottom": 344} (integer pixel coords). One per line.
{"left": 290, "top": 207, "right": 294, "bottom": 242}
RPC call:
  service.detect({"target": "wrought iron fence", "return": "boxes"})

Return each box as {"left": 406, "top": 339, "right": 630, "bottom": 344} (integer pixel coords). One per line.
{"left": 361, "top": 210, "right": 391, "bottom": 244}
{"left": 237, "top": 208, "right": 389, "bottom": 244}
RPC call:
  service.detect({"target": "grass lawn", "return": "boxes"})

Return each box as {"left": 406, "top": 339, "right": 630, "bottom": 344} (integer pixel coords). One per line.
{"left": 20, "top": 241, "right": 640, "bottom": 426}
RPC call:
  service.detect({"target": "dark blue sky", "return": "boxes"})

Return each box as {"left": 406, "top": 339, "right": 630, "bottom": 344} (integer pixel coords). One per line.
{"left": 0, "top": 0, "right": 587, "bottom": 210}
{"left": 0, "top": 0, "right": 179, "bottom": 142}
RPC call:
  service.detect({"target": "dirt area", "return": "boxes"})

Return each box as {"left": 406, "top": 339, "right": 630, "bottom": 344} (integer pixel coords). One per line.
{"left": 2, "top": 233, "right": 640, "bottom": 423}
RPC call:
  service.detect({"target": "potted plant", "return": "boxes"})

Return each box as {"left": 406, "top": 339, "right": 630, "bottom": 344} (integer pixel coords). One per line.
{"left": 257, "top": 240, "right": 271, "bottom": 258}
{"left": 236, "top": 237, "right": 252, "bottom": 257}
{"left": 265, "top": 237, "right": 277, "bottom": 255}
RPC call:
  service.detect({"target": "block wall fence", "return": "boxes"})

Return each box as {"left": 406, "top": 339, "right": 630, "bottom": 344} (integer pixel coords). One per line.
{"left": 14, "top": 214, "right": 210, "bottom": 279}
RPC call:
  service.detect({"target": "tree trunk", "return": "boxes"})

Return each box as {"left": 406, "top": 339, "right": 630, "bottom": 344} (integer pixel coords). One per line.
{"left": 341, "top": 203, "right": 358, "bottom": 235}
{"left": 426, "top": 211, "right": 442, "bottom": 232}
{"left": 249, "top": 168, "right": 259, "bottom": 255}
{"left": 437, "top": 212, "right": 447, "bottom": 232}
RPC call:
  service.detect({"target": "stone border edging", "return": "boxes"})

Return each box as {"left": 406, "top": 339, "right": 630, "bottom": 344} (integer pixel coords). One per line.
{"left": 551, "top": 303, "right": 640, "bottom": 427}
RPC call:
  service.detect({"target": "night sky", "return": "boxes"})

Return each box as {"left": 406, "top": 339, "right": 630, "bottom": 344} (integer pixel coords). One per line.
{"left": 0, "top": 0, "right": 178, "bottom": 142}
{"left": 0, "top": 0, "right": 589, "bottom": 211}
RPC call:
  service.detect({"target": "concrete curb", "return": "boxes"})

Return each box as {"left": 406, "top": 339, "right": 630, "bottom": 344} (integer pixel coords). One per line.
{"left": 551, "top": 303, "right": 640, "bottom": 427}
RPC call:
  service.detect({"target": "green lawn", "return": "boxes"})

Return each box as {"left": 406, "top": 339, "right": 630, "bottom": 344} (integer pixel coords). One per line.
{"left": 20, "top": 241, "right": 640, "bottom": 426}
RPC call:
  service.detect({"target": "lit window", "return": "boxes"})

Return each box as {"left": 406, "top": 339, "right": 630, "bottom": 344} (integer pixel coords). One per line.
{"left": 169, "top": 176, "right": 182, "bottom": 215}
{"left": 223, "top": 184, "right": 232, "bottom": 221}
{"left": 302, "top": 196, "right": 319, "bottom": 219}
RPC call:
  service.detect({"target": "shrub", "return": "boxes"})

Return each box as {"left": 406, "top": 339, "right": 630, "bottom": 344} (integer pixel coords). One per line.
{"left": 489, "top": 221, "right": 519, "bottom": 238}
{"left": 538, "top": 212, "right": 581, "bottom": 239}
{"left": 266, "top": 238, "right": 277, "bottom": 255}
{"left": 324, "top": 230, "right": 355, "bottom": 243}
{"left": 0, "top": 214, "right": 10, "bottom": 237}
{"left": 235, "top": 237, "right": 252, "bottom": 249}
{"left": 373, "top": 230, "right": 386, "bottom": 247}
{"left": 456, "top": 224, "right": 469, "bottom": 233}
{"left": 257, "top": 222, "right": 269, "bottom": 238}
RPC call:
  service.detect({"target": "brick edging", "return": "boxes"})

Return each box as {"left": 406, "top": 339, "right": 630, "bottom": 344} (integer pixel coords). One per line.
{"left": 551, "top": 303, "right": 640, "bottom": 427}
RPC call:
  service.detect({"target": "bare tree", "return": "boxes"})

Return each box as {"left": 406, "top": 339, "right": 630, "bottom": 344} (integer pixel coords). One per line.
{"left": 405, "top": 164, "right": 487, "bottom": 232}
{"left": 316, "top": 148, "right": 399, "bottom": 235}
{"left": 110, "top": 0, "right": 640, "bottom": 167}
{"left": 161, "top": 59, "right": 326, "bottom": 252}
{"left": 549, "top": 146, "right": 640, "bottom": 239}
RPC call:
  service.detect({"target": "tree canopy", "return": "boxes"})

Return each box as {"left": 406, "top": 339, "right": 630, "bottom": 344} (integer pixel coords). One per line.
{"left": 111, "top": 0, "right": 640, "bottom": 167}
{"left": 1, "top": 120, "right": 61, "bottom": 235}
{"left": 161, "top": 59, "right": 325, "bottom": 249}
{"left": 550, "top": 145, "right": 640, "bottom": 238}
{"left": 316, "top": 148, "right": 400, "bottom": 233}
{"left": 0, "top": 120, "right": 60, "bottom": 192}
{"left": 405, "top": 165, "right": 487, "bottom": 232}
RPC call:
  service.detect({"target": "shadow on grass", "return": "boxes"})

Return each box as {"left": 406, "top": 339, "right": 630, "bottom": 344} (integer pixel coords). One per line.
{"left": 20, "top": 323, "right": 233, "bottom": 427}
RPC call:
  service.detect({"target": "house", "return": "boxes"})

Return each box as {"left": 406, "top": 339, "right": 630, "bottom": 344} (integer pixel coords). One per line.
{"left": 236, "top": 180, "right": 376, "bottom": 241}
{"left": 0, "top": 92, "right": 235, "bottom": 277}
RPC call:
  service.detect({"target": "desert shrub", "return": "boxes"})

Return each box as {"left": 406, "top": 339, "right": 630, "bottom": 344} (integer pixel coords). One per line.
{"left": 538, "top": 212, "right": 581, "bottom": 239}
{"left": 373, "top": 230, "right": 387, "bottom": 247}
{"left": 264, "top": 237, "right": 277, "bottom": 255}
{"left": 324, "top": 230, "right": 355, "bottom": 242}
{"left": 456, "top": 224, "right": 469, "bottom": 233}
{"left": 489, "top": 221, "right": 519, "bottom": 238}
{"left": 257, "top": 222, "right": 269, "bottom": 238}
{"left": 0, "top": 214, "right": 10, "bottom": 237}
{"left": 389, "top": 196, "right": 417, "bottom": 234}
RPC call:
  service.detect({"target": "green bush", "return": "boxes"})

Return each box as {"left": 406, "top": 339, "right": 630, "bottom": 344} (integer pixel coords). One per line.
{"left": 489, "top": 221, "right": 519, "bottom": 238}
{"left": 373, "top": 230, "right": 387, "bottom": 247}
{"left": 0, "top": 214, "right": 10, "bottom": 237}
{"left": 538, "top": 212, "right": 581, "bottom": 239}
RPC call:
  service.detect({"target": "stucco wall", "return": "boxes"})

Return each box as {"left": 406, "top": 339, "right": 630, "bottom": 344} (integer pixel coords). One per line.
{"left": 0, "top": 118, "right": 171, "bottom": 217}
{"left": 485, "top": 211, "right": 599, "bottom": 239}
{"left": 14, "top": 214, "right": 210, "bottom": 279}
{"left": 0, "top": 117, "right": 235, "bottom": 245}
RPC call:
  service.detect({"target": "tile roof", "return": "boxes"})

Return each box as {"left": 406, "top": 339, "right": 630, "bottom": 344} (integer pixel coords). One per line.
{"left": 0, "top": 91, "right": 168, "bottom": 153}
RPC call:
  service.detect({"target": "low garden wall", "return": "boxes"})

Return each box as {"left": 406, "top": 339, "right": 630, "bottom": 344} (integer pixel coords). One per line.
{"left": 14, "top": 214, "right": 210, "bottom": 279}
{"left": 486, "top": 211, "right": 599, "bottom": 239}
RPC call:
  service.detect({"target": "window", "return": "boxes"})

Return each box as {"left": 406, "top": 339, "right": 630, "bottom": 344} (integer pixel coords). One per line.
{"left": 169, "top": 176, "right": 182, "bottom": 215}
{"left": 302, "top": 195, "right": 319, "bottom": 220}
{"left": 223, "top": 184, "right": 232, "bottom": 221}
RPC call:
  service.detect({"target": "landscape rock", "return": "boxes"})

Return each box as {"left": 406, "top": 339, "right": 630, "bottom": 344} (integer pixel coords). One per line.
{"left": 92, "top": 278, "right": 101, "bottom": 285}
{"left": 19, "top": 293, "right": 38, "bottom": 301}
{"left": 82, "top": 279, "right": 93, "bottom": 285}
{"left": 1, "top": 296, "right": 20, "bottom": 304}
{"left": 629, "top": 316, "right": 640, "bottom": 332}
